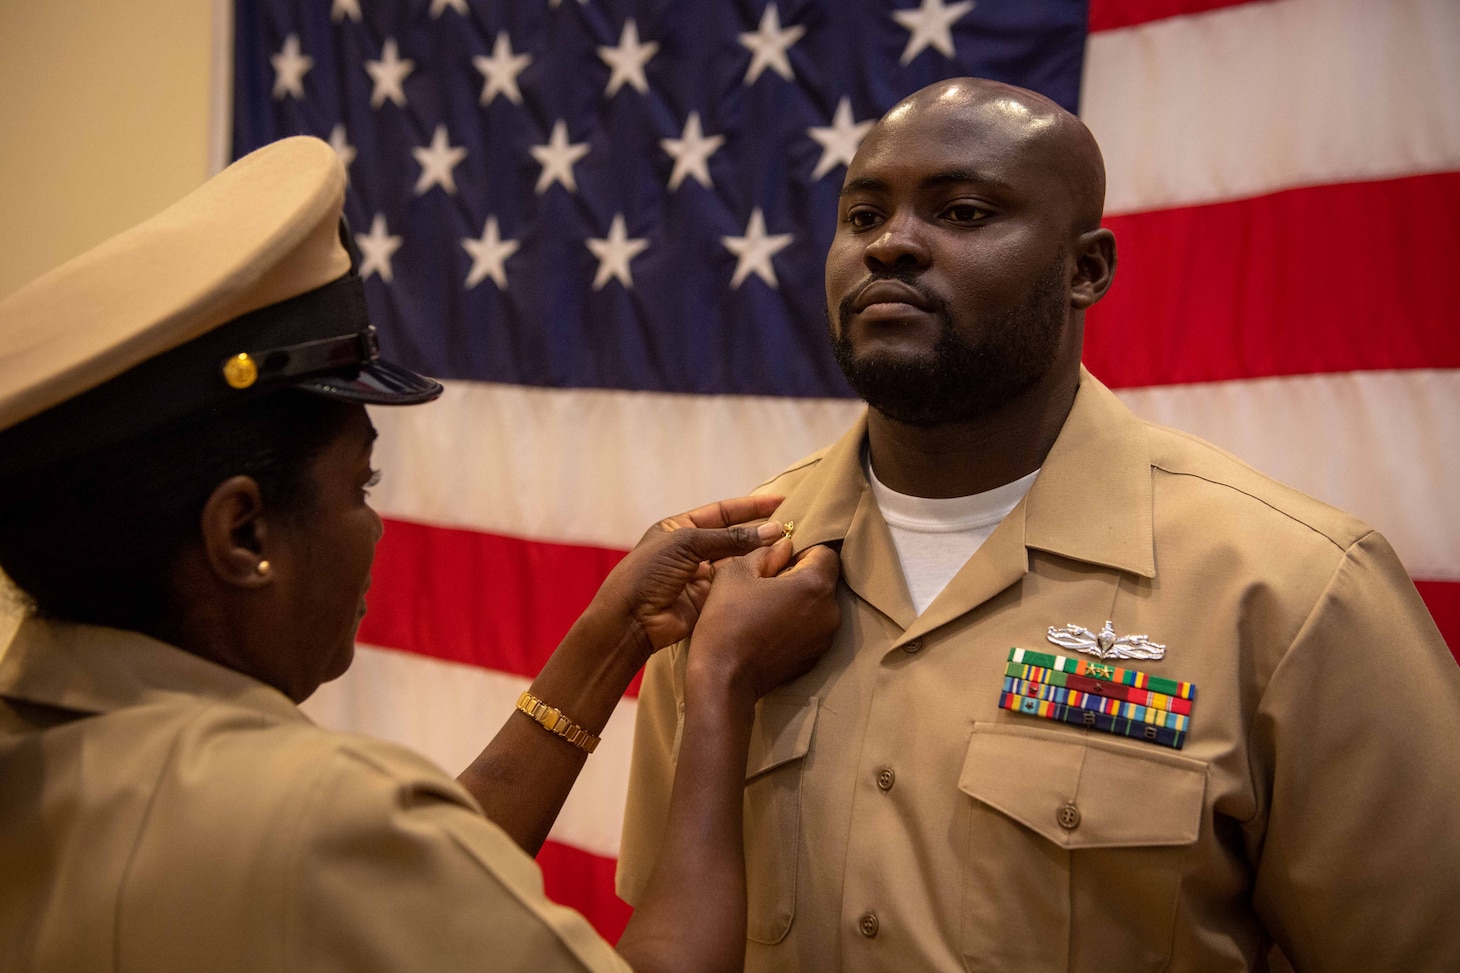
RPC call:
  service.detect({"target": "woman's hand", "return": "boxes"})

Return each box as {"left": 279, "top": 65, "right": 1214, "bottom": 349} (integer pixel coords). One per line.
{"left": 688, "top": 539, "right": 842, "bottom": 705}
{"left": 615, "top": 539, "right": 840, "bottom": 973}
{"left": 586, "top": 494, "right": 788, "bottom": 664}
{"left": 460, "top": 494, "right": 788, "bottom": 856}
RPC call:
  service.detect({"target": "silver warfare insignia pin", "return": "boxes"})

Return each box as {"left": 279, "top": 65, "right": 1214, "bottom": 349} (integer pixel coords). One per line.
{"left": 1047, "top": 620, "right": 1166, "bottom": 661}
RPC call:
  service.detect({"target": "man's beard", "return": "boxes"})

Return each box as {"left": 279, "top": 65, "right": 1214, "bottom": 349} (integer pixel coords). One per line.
{"left": 829, "top": 254, "right": 1068, "bottom": 427}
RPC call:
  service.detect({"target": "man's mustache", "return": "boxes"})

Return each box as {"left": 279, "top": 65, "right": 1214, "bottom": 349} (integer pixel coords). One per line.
{"left": 837, "top": 271, "right": 948, "bottom": 325}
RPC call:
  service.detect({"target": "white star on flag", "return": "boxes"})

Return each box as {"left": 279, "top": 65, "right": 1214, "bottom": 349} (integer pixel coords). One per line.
{"left": 430, "top": 0, "right": 469, "bottom": 17}
{"left": 530, "top": 120, "right": 591, "bottom": 194}
{"left": 462, "top": 216, "right": 519, "bottom": 290}
{"left": 661, "top": 112, "right": 725, "bottom": 191}
{"left": 739, "top": 4, "right": 805, "bottom": 85}
{"left": 328, "top": 124, "right": 356, "bottom": 174}
{"left": 270, "top": 34, "right": 312, "bottom": 100}
{"left": 412, "top": 125, "right": 468, "bottom": 195}
{"left": 366, "top": 38, "right": 415, "bottom": 109}
{"left": 586, "top": 214, "right": 650, "bottom": 290}
{"left": 892, "top": 0, "right": 975, "bottom": 65}
{"left": 808, "top": 97, "right": 874, "bottom": 180}
{"left": 722, "top": 207, "right": 794, "bottom": 289}
{"left": 330, "top": 0, "right": 361, "bottom": 24}
{"left": 356, "top": 214, "right": 403, "bottom": 283}
{"left": 474, "top": 32, "right": 531, "bottom": 106}
{"left": 599, "top": 19, "right": 660, "bottom": 97}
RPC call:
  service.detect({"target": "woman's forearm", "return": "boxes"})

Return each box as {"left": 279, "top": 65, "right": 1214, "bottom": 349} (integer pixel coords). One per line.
{"left": 457, "top": 608, "right": 647, "bottom": 855}
{"left": 615, "top": 669, "right": 757, "bottom": 973}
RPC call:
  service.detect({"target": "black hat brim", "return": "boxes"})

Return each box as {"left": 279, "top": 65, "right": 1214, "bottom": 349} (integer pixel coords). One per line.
{"left": 299, "top": 358, "right": 444, "bottom": 406}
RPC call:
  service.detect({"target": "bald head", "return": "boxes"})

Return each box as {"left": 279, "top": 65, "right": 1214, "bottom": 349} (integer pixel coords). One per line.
{"left": 870, "top": 78, "right": 1107, "bottom": 233}
{"left": 824, "top": 76, "right": 1118, "bottom": 431}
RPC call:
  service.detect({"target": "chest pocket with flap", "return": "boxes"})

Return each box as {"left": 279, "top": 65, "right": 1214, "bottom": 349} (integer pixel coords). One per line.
{"left": 742, "top": 695, "right": 818, "bottom": 945}
{"left": 956, "top": 723, "right": 1207, "bottom": 972}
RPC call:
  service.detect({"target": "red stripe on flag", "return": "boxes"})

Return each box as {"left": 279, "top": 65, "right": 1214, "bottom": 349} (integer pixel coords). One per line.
{"left": 537, "top": 839, "right": 633, "bottom": 944}
{"left": 1415, "top": 580, "right": 1460, "bottom": 664}
{"left": 1086, "top": 172, "right": 1460, "bottom": 389}
{"left": 361, "top": 518, "right": 640, "bottom": 691}
{"left": 1087, "top": 0, "right": 1258, "bottom": 33}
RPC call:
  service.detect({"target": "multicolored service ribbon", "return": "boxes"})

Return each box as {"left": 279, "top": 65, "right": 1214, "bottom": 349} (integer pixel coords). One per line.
{"left": 999, "top": 648, "right": 1198, "bottom": 750}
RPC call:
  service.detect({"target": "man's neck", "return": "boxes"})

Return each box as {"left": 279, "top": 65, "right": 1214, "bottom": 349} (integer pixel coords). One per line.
{"left": 865, "top": 366, "right": 1080, "bottom": 499}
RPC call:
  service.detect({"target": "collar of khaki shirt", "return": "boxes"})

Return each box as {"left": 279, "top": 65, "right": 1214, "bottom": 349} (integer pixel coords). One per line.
{"left": 0, "top": 614, "right": 304, "bottom": 724}
{"left": 773, "top": 367, "right": 1156, "bottom": 646}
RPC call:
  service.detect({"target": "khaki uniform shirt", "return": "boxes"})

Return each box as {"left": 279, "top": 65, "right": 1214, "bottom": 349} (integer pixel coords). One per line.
{"left": 618, "top": 370, "right": 1460, "bottom": 972}
{"left": 0, "top": 618, "right": 632, "bottom": 973}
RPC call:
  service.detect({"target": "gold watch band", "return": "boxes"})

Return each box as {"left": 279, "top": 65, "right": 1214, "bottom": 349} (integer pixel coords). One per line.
{"left": 515, "top": 691, "right": 601, "bottom": 754}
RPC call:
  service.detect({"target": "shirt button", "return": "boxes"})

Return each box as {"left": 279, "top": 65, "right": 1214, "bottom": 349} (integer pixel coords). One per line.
{"left": 902, "top": 638, "right": 922, "bottom": 654}
{"left": 876, "top": 768, "right": 896, "bottom": 791}
{"left": 859, "top": 912, "right": 879, "bottom": 938}
{"left": 1057, "top": 802, "right": 1081, "bottom": 830}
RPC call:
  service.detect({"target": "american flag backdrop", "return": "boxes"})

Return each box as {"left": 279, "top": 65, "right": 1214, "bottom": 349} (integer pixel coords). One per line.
{"left": 230, "top": 0, "right": 1460, "bottom": 941}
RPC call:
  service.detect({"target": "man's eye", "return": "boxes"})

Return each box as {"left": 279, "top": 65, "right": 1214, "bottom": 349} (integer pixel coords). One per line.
{"left": 362, "top": 469, "right": 383, "bottom": 496}
{"left": 845, "top": 209, "right": 881, "bottom": 229}
{"left": 944, "top": 203, "right": 989, "bottom": 224}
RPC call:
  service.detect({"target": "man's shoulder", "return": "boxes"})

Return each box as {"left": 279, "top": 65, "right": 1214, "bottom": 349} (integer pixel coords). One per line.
{"left": 752, "top": 444, "right": 835, "bottom": 496}
{"left": 1139, "top": 418, "right": 1373, "bottom": 553}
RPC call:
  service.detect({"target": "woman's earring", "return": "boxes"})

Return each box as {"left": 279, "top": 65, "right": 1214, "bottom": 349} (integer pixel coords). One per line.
{"left": 255, "top": 560, "right": 271, "bottom": 577}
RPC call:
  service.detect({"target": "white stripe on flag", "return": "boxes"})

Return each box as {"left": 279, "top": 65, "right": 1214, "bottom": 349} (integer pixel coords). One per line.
{"left": 303, "top": 643, "right": 638, "bottom": 859}
{"left": 367, "top": 382, "right": 865, "bottom": 550}
{"left": 368, "top": 372, "right": 1458, "bottom": 583}
{"left": 1082, "top": 0, "right": 1460, "bottom": 215}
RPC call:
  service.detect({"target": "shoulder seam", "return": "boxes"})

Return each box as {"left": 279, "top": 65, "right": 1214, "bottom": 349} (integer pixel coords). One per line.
{"left": 754, "top": 452, "right": 825, "bottom": 492}
{"left": 283, "top": 737, "right": 353, "bottom": 967}
{"left": 1150, "top": 462, "right": 1351, "bottom": 554}
{"left": 114, "top": 700, "right": 276, "bottom": 968}
{"left": 1239, "top": 529, "right": 1379, "bottom": 823}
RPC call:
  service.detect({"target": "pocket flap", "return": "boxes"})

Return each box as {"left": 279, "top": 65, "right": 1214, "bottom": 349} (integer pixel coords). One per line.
{"left": 746, "top": 696, "right": 818, "bottom": 781}
{"left": 958, "top": 723, "right": 1206, "bottom": 849}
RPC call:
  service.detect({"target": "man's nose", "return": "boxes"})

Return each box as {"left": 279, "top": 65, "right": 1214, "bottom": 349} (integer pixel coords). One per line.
{"left": 863, "top": 212, "right": 930, "bottom": 271}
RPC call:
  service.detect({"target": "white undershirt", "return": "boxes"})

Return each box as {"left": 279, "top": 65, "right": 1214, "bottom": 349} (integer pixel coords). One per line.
{"left": 866, "top": 458, "right": 1039, "bottom": 616}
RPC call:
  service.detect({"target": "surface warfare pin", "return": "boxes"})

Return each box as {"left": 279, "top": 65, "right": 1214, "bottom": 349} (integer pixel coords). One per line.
{"left": 1047, "top": 619, "right": 1165, "bottom": 661}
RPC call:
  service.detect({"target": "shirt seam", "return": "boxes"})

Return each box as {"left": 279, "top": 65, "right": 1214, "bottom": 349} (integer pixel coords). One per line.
{"left": 282, "top": 743, "right": 355, "bottom": 972}
{"left": 1237, "top": 531, "right": 1373, "bottom": 828}
{"left": 298, "top": 746, "right": 611, "bottom": 971}
{"left": 755, "top": 453, "right": 824, "bottom": 493}
{"left": 435, "top": 818, "right": 607, "bottom": 971}
{"left": 113, "top": 700, "right": 270, "bottom": 973}
{"left": 1150, "top": 463, "right": 1351, "bottom": 554}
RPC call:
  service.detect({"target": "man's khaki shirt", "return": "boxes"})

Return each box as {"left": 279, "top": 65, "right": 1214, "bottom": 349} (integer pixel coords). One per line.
{"left": 0, "top": 618, "right": 631, "bottom": 973}
{"left": 618, "top": 370, "right": 1460, "bottom": 972}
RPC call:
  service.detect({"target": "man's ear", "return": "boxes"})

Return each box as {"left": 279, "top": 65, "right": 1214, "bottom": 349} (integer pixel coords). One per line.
{"left": 199, "top": 475, "right": 273, "bottom": 589}
{"left": 1070, "top": 227, "right": 1116, "bottom": 310}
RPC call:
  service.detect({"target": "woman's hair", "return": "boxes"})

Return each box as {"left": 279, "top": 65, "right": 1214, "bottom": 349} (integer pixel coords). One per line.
{"left": 0, "top": 391, "right": 357, "bottom": 633}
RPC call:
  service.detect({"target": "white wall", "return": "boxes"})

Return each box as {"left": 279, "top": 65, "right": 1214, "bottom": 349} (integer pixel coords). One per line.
{"left": 0, "top": 0, "right": 217, "bottom": 299}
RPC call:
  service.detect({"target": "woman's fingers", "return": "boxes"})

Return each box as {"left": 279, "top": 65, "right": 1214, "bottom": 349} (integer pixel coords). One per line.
{"left": 659, "top": 494, "right": 784, "bottom": 532}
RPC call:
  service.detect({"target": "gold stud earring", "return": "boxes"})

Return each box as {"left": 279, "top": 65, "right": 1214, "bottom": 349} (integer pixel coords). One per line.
{"left": 255, "top": 560, "right": 271, "bottom": 577}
